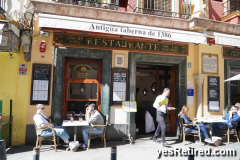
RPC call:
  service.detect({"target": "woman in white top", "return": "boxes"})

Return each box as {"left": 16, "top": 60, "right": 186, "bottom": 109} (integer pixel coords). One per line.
{"left": 33, "top": 104, "right": 70, "bottom": 144}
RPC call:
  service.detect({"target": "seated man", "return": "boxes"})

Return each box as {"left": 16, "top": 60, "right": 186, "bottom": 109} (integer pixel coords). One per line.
{"left": 33, "top": 104, "right": 70, "bottom": 145}
{"left": 81, "top": 103, "right": 104, "bottom": 149}
{"left": 212, "top": 105, "right": 240, "bottom": 136}
{"left": 234, "top": 103, "right": 240, "bottom": 132}
{"left": 235, "top": 103, "right": 240, "bottom": 116}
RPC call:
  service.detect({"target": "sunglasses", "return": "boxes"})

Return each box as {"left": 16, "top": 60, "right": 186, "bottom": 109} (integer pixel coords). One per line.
{"left": 41, "top": 107, "right": 45, "bottom": 110}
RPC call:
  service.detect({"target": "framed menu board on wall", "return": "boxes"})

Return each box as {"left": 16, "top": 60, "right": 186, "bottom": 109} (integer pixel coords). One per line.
{"left": 111, "top": 68, "right": 128, "bottom": 105}
{"left": 208, "top": 76, "right": 220, "bottom": 112}
{"left": 30, "top": 64, "right": 52, "bottom": 105}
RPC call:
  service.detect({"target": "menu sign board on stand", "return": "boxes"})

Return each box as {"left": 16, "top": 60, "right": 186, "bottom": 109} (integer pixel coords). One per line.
{"left": 30, "top": 64, "right": 52, "bottom": 105}
{"left": 111, "top": 68, "right": 128, "bottom": 105}
{"left": 208, "top": 76, "right": 220, "bottom": 112}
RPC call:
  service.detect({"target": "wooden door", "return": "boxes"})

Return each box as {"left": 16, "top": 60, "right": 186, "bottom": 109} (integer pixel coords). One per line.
{"left": 62, "top": 59, "right": 102, "bottom": 119}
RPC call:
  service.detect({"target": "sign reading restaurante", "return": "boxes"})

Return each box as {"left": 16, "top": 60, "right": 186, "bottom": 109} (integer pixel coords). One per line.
{"left": 53, "top": 34, "right": 188, "bottom": 55}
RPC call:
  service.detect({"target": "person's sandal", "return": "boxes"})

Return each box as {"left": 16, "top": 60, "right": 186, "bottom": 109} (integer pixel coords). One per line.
{"left": 63, "top": 143, "right": 69, "bottom": 148}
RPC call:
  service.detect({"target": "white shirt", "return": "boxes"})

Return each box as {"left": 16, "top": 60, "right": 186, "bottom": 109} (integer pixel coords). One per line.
{"left": 153, "top": 94, "right": 168, "bottom": 113}
{"left": 33, "top": 113, "right": 50, "bottom": 135}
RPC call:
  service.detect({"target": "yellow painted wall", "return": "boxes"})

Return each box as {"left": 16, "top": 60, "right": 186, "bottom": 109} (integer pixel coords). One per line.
{"left": 0, "top": 46, "right": 31, "bottom": 146}
{"left": 26, "top": 14, "right": 55, "bottom": 124}
{"left": 199, "top": 44, "right": 224, "bottom": 117}
{"left": 187, "top": 44, "right": 224, "bottom": 120}
{"left": 186, "top": 44, "right": 198, "bottom": 120}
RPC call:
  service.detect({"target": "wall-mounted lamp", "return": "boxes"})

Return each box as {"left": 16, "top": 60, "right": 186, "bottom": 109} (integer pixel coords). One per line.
{"left": 40, "top": 31, "right": 49, "bottom": 37}
{"left": 151, "top": 82, "right": 156, "bottom": 94}
{"left": 6, "top": 54, "right": 12, "bottom": 59}
{"left": 143, "top": 88, "right": 148, "bottom": 96}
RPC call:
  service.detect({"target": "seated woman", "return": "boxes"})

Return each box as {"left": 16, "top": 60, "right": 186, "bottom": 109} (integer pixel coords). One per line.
{"left": 179, "top": 105, "right": 212, "bottom": 144}
{"left": 33, "top": 104, "right": 70, "bottom": 146}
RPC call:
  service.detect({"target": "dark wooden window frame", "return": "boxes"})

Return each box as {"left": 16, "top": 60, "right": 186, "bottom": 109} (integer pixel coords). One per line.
{"left": 62, "top": 59, "right": 102, "bottom": 119}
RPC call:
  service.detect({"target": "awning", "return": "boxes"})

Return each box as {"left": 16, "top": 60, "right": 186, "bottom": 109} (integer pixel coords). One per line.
{"left": 214, "top": 32, "right": 240, "bottom": 47}
{"left": 38, "top": 13, "right": 207, "bottom": 44}
{"left": 224, "top": 74, "right": 240, "bottom": 82}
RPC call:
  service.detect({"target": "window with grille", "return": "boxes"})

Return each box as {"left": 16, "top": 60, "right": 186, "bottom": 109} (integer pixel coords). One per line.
{"left": 143, "top": 0, "right": 172, "bottom": 11}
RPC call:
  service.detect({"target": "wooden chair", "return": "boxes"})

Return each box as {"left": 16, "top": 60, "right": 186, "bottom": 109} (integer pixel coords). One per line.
{"left": 34, "top": 121, "right": 60, "bottom": 152}
{"left": 178, "top": 115, "right": 202, "bottom": 146}
{"left": 87, "top": 115, "right": 108, "bottom": 150}
{"left": 217, "top": 122, "right": 239, "bottom": 144}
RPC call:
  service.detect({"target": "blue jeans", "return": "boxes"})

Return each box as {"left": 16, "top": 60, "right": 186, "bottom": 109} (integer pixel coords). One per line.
{"left": 212, "top": 123, "right": 228, "bottom": 136}
{"left": 192, "top": 123, "right": 209, "bottom": 141}
{"left": 82, "top": 126, "right": 103, "bottom": 146}
{"left": 40, "top": 126, "right": 70, "bottom": 142}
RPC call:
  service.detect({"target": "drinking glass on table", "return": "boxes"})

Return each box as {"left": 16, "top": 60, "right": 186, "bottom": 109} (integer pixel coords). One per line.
{"left": 79, "top": 118, "right": 83, "bottom": 122}
{"left": 70, "top": 117, "right": 73, "bottom": 122}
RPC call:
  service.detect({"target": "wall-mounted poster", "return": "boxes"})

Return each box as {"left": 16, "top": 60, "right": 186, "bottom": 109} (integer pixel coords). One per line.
{"left": 30, "top": 64, "right": 51, "bottom": 105}
{"left": 208, "top": 76, "right": 220, "bottom": 112}
{"left": 111, "top": 68, "right": 128, "bottom": 105}
{"left": 114, "top": 54, "right": 125, "bottom": 68}
{"left": 202, "top": 53, "right": 219, "bottom": 75}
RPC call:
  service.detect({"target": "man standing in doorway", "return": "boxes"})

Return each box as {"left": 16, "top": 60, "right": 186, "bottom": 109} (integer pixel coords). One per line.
{"left": 152, "top": 88, "right": 171, "bottom": 147}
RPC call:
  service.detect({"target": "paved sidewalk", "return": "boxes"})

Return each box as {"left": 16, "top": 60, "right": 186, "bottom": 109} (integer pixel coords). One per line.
{"left": 6, "top": 135, "right": 240, "bottom": 160}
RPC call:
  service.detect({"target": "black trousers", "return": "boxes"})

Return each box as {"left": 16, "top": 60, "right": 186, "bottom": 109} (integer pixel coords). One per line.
{"left": 153, "top": 111, "right": 166, "bottom": 142}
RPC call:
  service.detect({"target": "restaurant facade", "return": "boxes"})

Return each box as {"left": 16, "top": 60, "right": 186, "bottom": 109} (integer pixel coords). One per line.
{"left": 23, "top": 0, "right": 240, "bottom": 144}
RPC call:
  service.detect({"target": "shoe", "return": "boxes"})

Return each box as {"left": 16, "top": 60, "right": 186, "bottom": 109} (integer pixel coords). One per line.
{"left": 82, "top": 143, "right": 87, "bottom": 148}
{"left": 79, "top": 145, "right": 86, "bottom": 150}
{"left": 152, "top": 138, "right": 161, "bottom": 144}
{"left": 63, "top": 143, "right": 69, "bottom": 148}
{"left": 204, "top": 138, "right": 214, "bottom": 144}
{"left": 162, "top": 142, "right": 170, "bottom": 147}
{"left": 79, "top": 143, "right": 87, "bottom": 150}
{"left": 195, "top": 141, "right": 205, "bottom": 145}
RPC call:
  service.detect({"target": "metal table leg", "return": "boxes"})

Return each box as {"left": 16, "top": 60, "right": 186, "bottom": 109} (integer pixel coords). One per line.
{"left": 74, "top": 126, "right": 77, "bottom": 141}
{"left": 209, "top": 123, "right": 212, "bottom": 138}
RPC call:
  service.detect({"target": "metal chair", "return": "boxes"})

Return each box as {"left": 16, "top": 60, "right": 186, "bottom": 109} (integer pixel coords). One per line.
{"left": 178, "top": 115, "right": 202, "bottom": 146}
{"left": 217, "top": 122, "right": 239, "bottom": 144}
{"left": 34, "top": 121, "right": 60, "bottom": 152}
{"left": 87, "top": 115, "right": 108, "bottom": 150}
